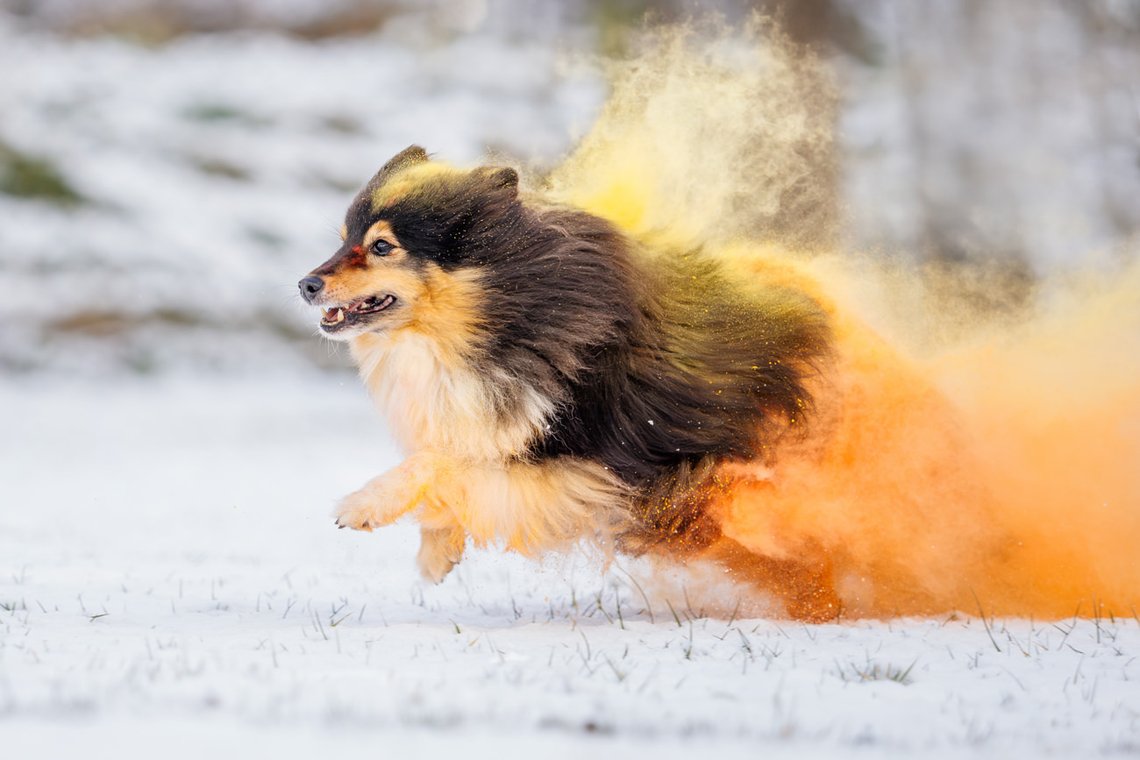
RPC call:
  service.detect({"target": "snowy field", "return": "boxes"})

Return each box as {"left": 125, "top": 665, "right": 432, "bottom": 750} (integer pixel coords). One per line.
{"left": 2, "top": 381, "right": 1139, "bottom": 757}
{"left": 3, "top": 3, "right": 1140, "bottom": 756}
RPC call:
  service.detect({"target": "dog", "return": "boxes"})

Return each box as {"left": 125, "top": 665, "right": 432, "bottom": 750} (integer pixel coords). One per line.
{"left": 299, "top": 145, "right": 831, "bottom": 606}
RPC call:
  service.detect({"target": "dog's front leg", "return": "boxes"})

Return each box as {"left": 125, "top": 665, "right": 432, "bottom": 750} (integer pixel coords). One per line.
{"left": 334, "top": 453, "right": 436, "bottom": 531}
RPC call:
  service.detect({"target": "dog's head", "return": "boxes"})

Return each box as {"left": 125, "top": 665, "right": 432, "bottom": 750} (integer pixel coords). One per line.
{"left": 298, "top": 145, "right": 519, "bottom": 341}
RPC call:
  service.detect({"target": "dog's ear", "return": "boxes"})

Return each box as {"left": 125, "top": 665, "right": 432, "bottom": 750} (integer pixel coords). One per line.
{"left": 347, "top": 145, "right": 429, "bottom": 219}
{"left": 363, "top": 145, "right": 429, "bottom": 193}
{"left": 380, "top": 145, "right": 429, "bottom": 177}
{"left": 478, "top": 166, "right": 519, "bottom": 196}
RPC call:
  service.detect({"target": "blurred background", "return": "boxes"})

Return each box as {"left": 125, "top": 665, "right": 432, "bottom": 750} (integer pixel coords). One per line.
{"left": 1, "top": 0, "right": 1137, "bottom": 378}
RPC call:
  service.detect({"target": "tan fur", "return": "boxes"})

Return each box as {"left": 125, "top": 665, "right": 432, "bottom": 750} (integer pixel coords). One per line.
{"left": 361, "top": 220, "right": 397, "bottom": 250}
{"left": 335, "top": 452, "right": 629, "bottom": 558}
{"left": 317, "top": 224, "right": 416, "bottom": 317}
{"left": 349, "top": 267, "right": 551, "bottom": 459}
{"left": 431, "top": 457, "right": 629, "bottom": 553}
{"left": 326, "top": 254, "right": 628, "bottom": 579}
{"left": 318, "top": 163, "right": 642, "bottom": 581}
{"left": 370, "top": 163, "right": 460, "bottom": 209}
{"left": 417, "top": 523, "right": 467, "bottom": 583}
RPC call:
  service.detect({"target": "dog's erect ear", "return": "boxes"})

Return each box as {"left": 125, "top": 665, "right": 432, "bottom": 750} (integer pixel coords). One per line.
{"left": 380, "top": 145, "right": 429, "bottom": 176}
{"left": 363, "top": 145, "right": 429, "bottom": 194}
{"left": 478, "top": 166, "right": 519, "bottom": 195}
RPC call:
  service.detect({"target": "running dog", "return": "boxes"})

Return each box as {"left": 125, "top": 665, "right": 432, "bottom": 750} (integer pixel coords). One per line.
{"left": 299, "top": 146, "right": 829, "bottom": 602}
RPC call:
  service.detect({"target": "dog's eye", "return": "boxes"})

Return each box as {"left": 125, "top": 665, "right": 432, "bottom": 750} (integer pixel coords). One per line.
{"left": 371, "top": 239, "right": 395, "bottom": 256}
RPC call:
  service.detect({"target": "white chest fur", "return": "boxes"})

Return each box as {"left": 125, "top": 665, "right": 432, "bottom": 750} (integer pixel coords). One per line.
{"left": 352, "top": 333, "right": 552, "bottom": 462}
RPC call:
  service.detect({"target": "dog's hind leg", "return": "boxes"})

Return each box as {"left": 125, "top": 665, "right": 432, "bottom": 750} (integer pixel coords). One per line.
{"left": 430, "top": 457, "right": 630, "bottom": 556}
{"left": 699, "top": 536, "right": 843, "bottom": 622}
{"left": 416, "top": 522, "right": 467, "bottom": 583}
{"left": 415, "top": 494, "right": 467, "bottom": 582}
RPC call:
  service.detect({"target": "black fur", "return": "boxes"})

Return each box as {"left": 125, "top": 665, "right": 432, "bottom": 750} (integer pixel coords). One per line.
{"left": 348, "top": 148, "right": 831, "bottom": 549}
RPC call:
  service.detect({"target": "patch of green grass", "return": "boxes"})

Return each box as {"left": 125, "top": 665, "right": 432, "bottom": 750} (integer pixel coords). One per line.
{"left": 0, "top": 141, "right": 84, "bottom": 206}
{"left": 836, "top": 658, "right": 917, "bottom": 685}
{"left": 187, "top": 154, "right": 252, "bottom": 181}
{"left": 303, "top": 169, "right": 361, "bottom": 194}
{"left": 319, "top": 115, "right": 366, "bottom": 135}
{"left": 245, "top": 226, "right": 287, "bottom": 250}
{"left": 181, "top": 103, "right": 272, "bottom": 128}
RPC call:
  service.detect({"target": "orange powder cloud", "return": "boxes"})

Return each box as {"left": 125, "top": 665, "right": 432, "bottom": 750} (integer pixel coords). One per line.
{"left": 711, "top": 259, "right": 1140, "bottom": 619}
{"left": 552, "top": 19, "right": 1140, "bottom": 619}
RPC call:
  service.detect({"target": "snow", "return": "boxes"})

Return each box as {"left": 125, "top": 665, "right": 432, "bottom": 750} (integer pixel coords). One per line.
{"left": 3, "top": 381, "right": 1138, "bottom": 756}
{"left": 3, "top": 4, "right": 1139, "bottom": 754}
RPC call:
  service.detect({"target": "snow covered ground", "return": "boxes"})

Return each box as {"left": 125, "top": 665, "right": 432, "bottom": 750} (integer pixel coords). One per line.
{"left": 2, "top": 381, "right": 1138, "bottom": 757}
{"left": 3, "top": 4, "right": 1139, "bottom": 755}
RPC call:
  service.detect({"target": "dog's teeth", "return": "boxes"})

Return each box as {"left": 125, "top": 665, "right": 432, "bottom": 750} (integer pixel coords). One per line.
{"left": 332, "top": 309, "right": 345, "bottom": 323}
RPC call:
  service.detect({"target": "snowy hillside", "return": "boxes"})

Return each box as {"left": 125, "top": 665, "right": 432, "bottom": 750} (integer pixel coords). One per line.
{"left": 0, "top": 13, "right": 602, "bottom": 375}
{"left": 3, "top": 1, "right": 1137, "bottom": 376}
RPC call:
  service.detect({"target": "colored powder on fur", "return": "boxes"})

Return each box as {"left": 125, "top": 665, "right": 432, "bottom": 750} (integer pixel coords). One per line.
{"left": 549, "top": 18, "right": 1140, "bottom": 619}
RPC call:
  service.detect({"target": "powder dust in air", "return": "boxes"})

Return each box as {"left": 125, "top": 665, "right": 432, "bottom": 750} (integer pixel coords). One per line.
{"left": 546, "top": 18, "right": 1140, "bottom": 619}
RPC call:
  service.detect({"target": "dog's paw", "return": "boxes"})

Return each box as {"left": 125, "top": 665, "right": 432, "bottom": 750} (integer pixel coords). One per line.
{"left": 417, "top": 527, "right": 466, "bottom": 584}
{"left": 417, "top": 546, "right": 456, "bottom": 584}
{"left": 333, "top": 490, "right": 379, "bottom": 532}
{"left": 332, "top": 460, "right": 432, "bottom": 533}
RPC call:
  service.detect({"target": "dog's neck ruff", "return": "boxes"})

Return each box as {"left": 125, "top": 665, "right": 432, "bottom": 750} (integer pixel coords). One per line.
{"left": 351, "top": 331, "right": 553, "bottom": 463}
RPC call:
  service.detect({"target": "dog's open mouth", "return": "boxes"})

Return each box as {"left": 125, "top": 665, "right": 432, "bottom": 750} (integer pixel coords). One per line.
{"left": 320, "top": 294, "right": 397, "bottom": 332}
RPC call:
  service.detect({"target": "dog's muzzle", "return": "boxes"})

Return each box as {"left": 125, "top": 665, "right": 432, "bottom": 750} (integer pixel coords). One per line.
{"left": 298, "top": 276, "right": 325, "bottom": 303}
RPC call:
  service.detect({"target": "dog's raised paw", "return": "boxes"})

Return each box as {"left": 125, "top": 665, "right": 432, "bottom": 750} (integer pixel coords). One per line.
{"left": 334, "top": 517, "right": 372, "bottom": 531}
{"left": 333, "top": 494, "right": 377, "bottom": 532}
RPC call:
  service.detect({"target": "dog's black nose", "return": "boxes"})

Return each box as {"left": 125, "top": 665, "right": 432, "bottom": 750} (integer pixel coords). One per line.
{"left": 298, "top": 276, "right": 325, "bottom": 303}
